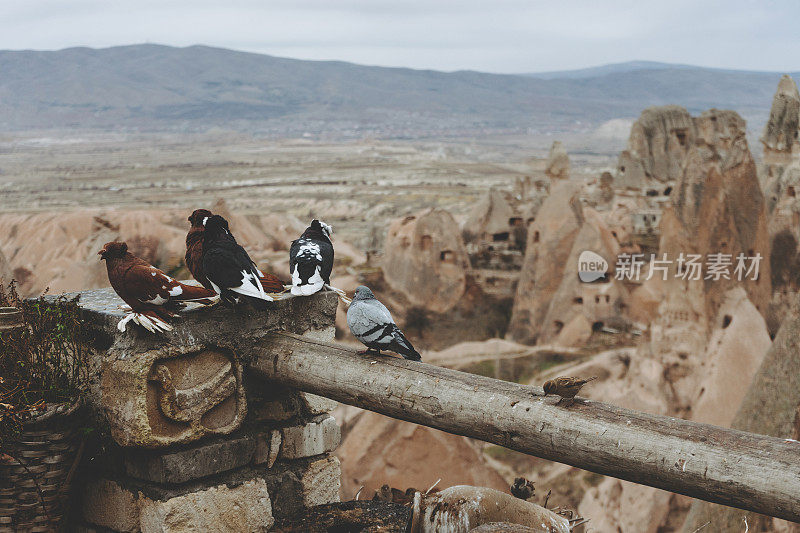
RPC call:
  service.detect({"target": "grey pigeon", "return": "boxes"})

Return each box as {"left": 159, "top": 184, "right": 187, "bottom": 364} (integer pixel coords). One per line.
{"left": 347, "top": 286, "right": 421, "bottom": 361}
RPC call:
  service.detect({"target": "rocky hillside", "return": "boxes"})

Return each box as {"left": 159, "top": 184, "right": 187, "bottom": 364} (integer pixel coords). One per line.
{"left": 0, "top": 44, "right": 794, "bottom": 136}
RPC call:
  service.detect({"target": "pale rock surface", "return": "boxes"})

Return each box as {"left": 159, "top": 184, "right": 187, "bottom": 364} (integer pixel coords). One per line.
{"left": 508, "top": 181, "right": 583, "bottom": 344}
{"left": 761, "top": 74, "right": 800, "bottom": 165}
{"left": 0, "top": 247, "right": 11, "bottom": 285}
{"left": 615, "top": 105, "right": 694, "bottom": 189}
{"left": 82, "top": 478, "right": 140, "bottom": 533}
{"left": 545, "top": 141, "right": 570, "bottom": 181}
{"left": 298, "top": 455, "right": 342, "bottom": 508}
{"left": 463, "top": 188, "right": 515, "bottom": 241}
{"left": 280, "top": 415, "right": 341, "bottom": 459}
{"left": 579, "top": 480, "right": 673, "bottom": 533}
{"left": 0, "top": 200, "right": 363, "bottom": 297}
{"left": 84, "top": 477, "right": 275, "bottom": 533}
{"left": 336, "top": 411, "right": 507, "bottom": 499}
{"left": 760, "top": 76, "right": 800, "bottom": 335}
{"left": 683, "top": 292, "right": 800, "bottom": 532}
{"left": 138, "top": 478, "right": 274, "bottom": 533}
{"left": 382, "top": 208, "right": 470, "bottom": 313}
{"left": 579, "top": 109, "right": 773, "bottom": 532}
{"left": 509, "top": 187, "right": 628, "bottom": 345}
{"left": 690, "top": 288, "right": 771, "bottom": 426}
{"left": 299, "top": 392, "right": 339, "bottom": 415}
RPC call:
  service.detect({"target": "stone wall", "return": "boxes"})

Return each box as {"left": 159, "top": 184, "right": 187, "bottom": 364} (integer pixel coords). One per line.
{"left": 68, "top": 288, "right": 343, "bottom": 532}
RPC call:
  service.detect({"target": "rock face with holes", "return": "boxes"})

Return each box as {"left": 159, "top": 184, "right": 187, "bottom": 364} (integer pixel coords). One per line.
{"left": 463, "top": 188, "right": 517, "bottom": 246}
{"left": 508, "top": 182, "right": 630, "bottom": 345}
{"left": 639, "top": 108, "right": 771, "bottom": 420}
{"left": 683, "top": 289, "right": 800, "bottom": 532}
{"left": 577, "top": 109, "right": 773, "bottom": 532}
{"left": 760, "top": 75, "right": 800, "bottom": 336}
{"left": 71, "top": 288, "right": 342, "bottom": 532}
{"left": 382, "top": 208, "right": 470, "bottom": 313}
{"left": 615, "top": 105, "right": 695, "bottom": 190}
{"left": 508, "top": 181, "right": 583, "bottom": 344}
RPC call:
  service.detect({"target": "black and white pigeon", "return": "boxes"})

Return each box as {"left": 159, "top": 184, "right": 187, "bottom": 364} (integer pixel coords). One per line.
{"left": 289, "top": 219, "right": 334, "bottom": 296}
{"left": 202, "top": 214, "right": 273, "bottom": 308}
{"left": 347, "top": 285, "right": 421, "bottom": 361}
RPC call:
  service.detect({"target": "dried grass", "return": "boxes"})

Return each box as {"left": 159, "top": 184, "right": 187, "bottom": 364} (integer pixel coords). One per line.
{"left": 0, "top": 282, "right": 90, "bottom": 448}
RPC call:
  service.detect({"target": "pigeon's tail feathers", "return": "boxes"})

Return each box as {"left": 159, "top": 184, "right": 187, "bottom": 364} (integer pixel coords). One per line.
{"left": 172, "top": 281, "right": 217, "bottom": 301}
{"left": 259, "top": 272, "right": 286, "bottom": 293}
{"left": 291, "top": 282, "right": 324, "bottom": 296}
{"left": 118, "top": 311, "right": 173, "bottom": 333}
{"left": 230, "top": 270, "right": 273, "bottom": 301}
{"left": 291, "top": 264, "right": 324, "bottom": 296}
{"left": 391, "top": 327, "right": 422, "bottom": 361}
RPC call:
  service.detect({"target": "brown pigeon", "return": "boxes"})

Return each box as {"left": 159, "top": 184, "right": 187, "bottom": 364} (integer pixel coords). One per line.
{"left": 185, "top": 208, "right": 284, "bottom": 294}
{"left": 99, "top": 241, "right": 216, "bottom": 332}
{"left": 186, "top": 208, "right": 215, "bottom": 291}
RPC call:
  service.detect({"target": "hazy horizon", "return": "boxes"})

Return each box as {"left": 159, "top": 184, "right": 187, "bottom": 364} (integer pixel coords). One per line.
{"left": 2, "top": 43, "right": 799, "bottom": 78}
{"left": 2, "top": 0, "right": 799, "bottom": 74}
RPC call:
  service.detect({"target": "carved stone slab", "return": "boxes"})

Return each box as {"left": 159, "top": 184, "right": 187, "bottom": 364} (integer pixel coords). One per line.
{"left": 101, "top": 345, "right": 247, "bottom": 447}
{"left": 65, "top": 286, "right": 338, "bottom": 448}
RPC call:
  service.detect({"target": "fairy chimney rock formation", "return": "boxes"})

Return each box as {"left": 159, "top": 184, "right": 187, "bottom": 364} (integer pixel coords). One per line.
{"left": 616, "top": 106, "right": 695, "bottom": 190}
{"left": 508, "top": 181, "right": 583, "bottom": 344}
{"left": 545, "top": 141, "right": 570, "bottom": 181}
{"left": 463, "top": 188, "right": 516, "bottom": 243}
{"left": 382, "top": 208, "right": 470, "bottom": 313}
{"left": 761, "top": 74, "right": 800, "bottom": 166}
{"left": 661, "top": 108, "right": 771, "bottom": 319}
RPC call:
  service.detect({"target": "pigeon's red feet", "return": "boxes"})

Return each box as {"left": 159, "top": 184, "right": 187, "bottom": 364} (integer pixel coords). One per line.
{"left": 357, "top": 348, "right": 381, "bottom": 356}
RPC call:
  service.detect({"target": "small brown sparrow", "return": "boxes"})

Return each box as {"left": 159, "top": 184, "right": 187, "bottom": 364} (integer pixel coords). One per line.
{"left": 542, "top": 376, "right": 598, "bottom": 406}
{"left": 510, "top": 477, "right": 535, "bottom": 500}
{"left": 373, "top": 484, "right": 393, "bottom": 502}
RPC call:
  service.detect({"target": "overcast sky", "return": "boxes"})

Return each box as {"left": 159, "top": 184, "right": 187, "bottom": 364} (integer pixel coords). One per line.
{"left": 1, "top": 0, "right": 798, "bottom": 73}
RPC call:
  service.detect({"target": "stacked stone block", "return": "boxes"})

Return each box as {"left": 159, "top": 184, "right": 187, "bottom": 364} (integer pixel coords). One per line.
{"left": 64, "top": 288, "right": 342, "bottom": 532}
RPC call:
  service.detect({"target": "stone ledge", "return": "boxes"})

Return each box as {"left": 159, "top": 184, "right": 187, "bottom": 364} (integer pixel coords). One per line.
{"left": 70, "top": 287, "right": 339, "bottom": 356}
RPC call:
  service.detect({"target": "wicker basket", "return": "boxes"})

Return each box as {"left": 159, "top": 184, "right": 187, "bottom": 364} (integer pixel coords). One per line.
{"left": 0, "top": 400, "right": 84, "bottom": 533}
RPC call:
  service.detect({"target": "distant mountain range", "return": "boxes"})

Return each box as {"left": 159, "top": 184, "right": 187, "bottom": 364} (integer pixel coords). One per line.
{"left": 0, "top": 45, "right": 795, "bottom": 137}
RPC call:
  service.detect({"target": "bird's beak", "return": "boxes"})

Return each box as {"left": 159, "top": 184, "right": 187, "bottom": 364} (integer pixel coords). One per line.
{"left": 98, "top": 249, "right": 106, "bottom": 260}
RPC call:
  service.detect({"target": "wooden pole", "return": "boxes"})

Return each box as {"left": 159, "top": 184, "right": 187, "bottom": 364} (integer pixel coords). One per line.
{"left": 249, "top": 332, "right": 800, "bottom": 523}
